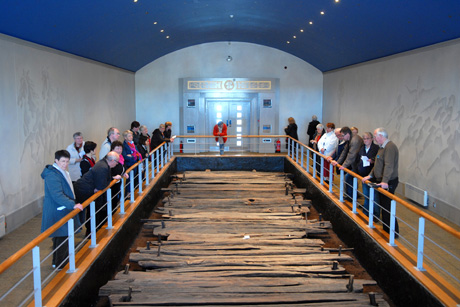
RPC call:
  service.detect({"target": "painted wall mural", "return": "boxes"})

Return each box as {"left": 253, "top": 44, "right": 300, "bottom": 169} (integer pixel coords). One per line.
{"left": 388, "top": 77, "right": 459, "bottom": 206}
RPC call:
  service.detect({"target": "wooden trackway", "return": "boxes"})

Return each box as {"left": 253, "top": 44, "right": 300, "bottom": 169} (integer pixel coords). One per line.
{"left": 99, "top": 171, "right": 388, "bottom": 306}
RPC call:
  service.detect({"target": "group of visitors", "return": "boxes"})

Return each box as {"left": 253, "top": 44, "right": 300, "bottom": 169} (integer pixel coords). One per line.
{"left": 41, "top": 121, "right": 174, "bottom": 269}
{"left": 285, "top": 116, "right": 399, "bottom": 237}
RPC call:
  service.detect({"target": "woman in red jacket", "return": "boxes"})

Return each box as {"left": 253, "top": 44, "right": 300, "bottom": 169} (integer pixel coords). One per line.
{"left": 213, "top": 121, "right": 227, "bottom": 155}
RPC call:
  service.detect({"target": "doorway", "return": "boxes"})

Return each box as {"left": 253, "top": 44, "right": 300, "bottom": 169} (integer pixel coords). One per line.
{"left": 206, "top": 98, "right": 251, "bottom": 152}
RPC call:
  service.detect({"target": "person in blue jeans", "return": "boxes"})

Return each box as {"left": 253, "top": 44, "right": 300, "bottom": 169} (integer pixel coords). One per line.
{"left": 357, "top": 132, "right": 380, "bottom": 218}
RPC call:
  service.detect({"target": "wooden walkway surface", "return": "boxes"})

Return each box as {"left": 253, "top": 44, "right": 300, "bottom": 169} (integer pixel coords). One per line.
{"left": 99, "top": 171, "right": 388, "bottom": 306}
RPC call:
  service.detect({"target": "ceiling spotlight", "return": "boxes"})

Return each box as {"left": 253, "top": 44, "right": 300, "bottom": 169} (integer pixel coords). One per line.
{"left": 153, "top": 21, "right": 157, "bottom": 25}
{"left": 226, "top": 56, "right": 233, "bottom": 62}
{"left": 309, "top": 21, "right": 313, "bottom": 25}
{"left": 287, "top": 41, "right": 290, "bottom": 44}
{"left": 160, "top": 29, "right": 164, "bottom": 32}
{"left": 335, "top": 0, "right": 340, "bottom": 2}
{"left": 300, "top": 29, "right": 304, "bottom": 32}
{"left": 133, "top": 0, "right": 138, "bottom": 2}
{"left": 293, "top": 36, "right": 296, "bottom": 39}
{"left": 166, "top": 36, "right": 170, "bottom": 39}
{"left": 229, "top": 14, "right": 234, "bottom": 18}
{"left": 320, "top": 11, "right": 325, "bottom": 15}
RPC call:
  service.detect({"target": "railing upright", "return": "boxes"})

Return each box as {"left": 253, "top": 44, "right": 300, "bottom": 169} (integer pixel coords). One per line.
{"left": 156, "top": 150, "right": 160, "bottom": 174}
{"left": 306, "top": 149, "right": 310, "bottom": 173}
{"left": 67, "top": 219, "right": 76, "bottom": 273}
{"left": 300, "top": 146, "right": 304, "bottom": 168}
{"left": 161, "top": 146, "right": 164, "bottom": 168}
{"left": 120, "top": 178, "right": 125, "bottom": 214}
{"left": 320, "top": 158, "right": 324, "bottom": 185}
{"left": 352, "top": 177, "right": 358, "bottom": 213}
{"left": 130, "top": 170, "right": 135, "bottom": 203}
{"left": 313, "top": 153, "right": 317, "bottom": 179}
{"left": 339, "top": 169, "right": 344, "bottom": 202}
{"left": 368, "top": 187, "right": 375, "bottom": 228}
{"left": 89, "top": 201, "right": 97, "bottom": 248}
{"left": 32, "top": 246, "right": 42, "bottom": 307}
{"left": 145, "top": 159, "right": 149, "bottom": 186}
{"left": 296, "top": 142, "right": 299, "bottom": 163}
{"left": 389, "top": 200, "right": 397, "bottom": 246}
{"left": 154, "top": 153, "right": 155, "bottom": 180}
{"left": 106, "top": 189, "right": 113, "bottom": 229}
{"left": 138, "top": 163, "right": 143, "bottom": 195}
{"left": 329, "top": 163, "right": 333, "bottom": 193}
{"left": 417, "top": 217, "right": 426, "bottom": 271}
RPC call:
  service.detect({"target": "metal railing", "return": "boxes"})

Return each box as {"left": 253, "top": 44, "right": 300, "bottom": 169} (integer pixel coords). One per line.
{"left": 1, "top": 135, "right": 459, "bottom": 306}
{"left": 0, "top": 142, "right": 173, "bottom": 307}
{"left": 284, "top": 137, "right": 460, "bottom": 306}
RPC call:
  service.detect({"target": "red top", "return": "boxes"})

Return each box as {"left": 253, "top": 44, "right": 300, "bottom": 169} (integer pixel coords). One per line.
{"left": 213, "top": 123, "right": 228, "bottom": 143}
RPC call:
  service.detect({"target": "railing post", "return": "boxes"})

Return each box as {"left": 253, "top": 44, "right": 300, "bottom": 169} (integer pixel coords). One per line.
{"left": 32, "top": 246, "right": 42, "bottom": 307}
{"left": 156, "top": 150, "right": 160, "bottom": 174}
{"left": 296, "top": 142, "right": 299, "bottom": 163}
{"left": 313, "top": 153, "right": 317, "bottom": 179}
{"left": 106, "top": 188, "right": 113, "bottom": 229}
{"left": 389, "top": 200, "right": 397, "bottom": 246}
{"left": 306, "top": 149, "right": 310, "bottom": 173}
{"left": 368, "top": 187, "right": 375, "bottom": 228}
{"left": 329, "top": 163, "right": 333, "bottom": 193}
{"left": 145, "top": 159, "right": 149, "bottom": 186}
{"left": 320, "top": 157, "right": 324, "bottom": 185}
{"left": 352, "top": 177, "right": 358, "bottom": 213}
{"left": 138, "top": 163, "right": 143, "bottom": 195}
{"left": 416, "top": 217, "right": 426, "bottom": 271}
{"left": 89, "top": 201, "right": 97, "bottom": 248}
{"left": 120, "top": 178, "right": 125, "bottom": 214}
{"left": 154, "top": 152, "right": 155, "bottom": 180}
{"left": 339, "top": 169, "right": 344, "bottom": 202}
{"left": 130, "top": 170, "right": 135, "bottom": 203}
{"left": 67, "top": 219, "right": 76, "bottom": 273}
{"left": 300, "top": 146, "right": 304, "bottom": 168}
{"left": 161, "top": 146, "right": 164, "bottom": 168}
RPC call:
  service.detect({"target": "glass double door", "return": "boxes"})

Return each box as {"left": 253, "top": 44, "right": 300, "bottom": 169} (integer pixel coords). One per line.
{"left": 206, "top": 98, "right": 251, "bottom": 152}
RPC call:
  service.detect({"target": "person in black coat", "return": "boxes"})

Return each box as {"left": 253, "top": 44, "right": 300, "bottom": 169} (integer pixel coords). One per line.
{"left": 284, "top": 117, "right": 298, "bottom": 150}
{"left": 80, "top": 141, "right": 97, "bottom": 176}
{"left": 358, "top": 132, "right": 380, "bottom": 217}
{"left": 74, "top": 152, "right": 122, "bottom": 235}
{"left": 307, "top": 115, "right": 320, "bottom": 144}
{"left": 151, "top": 124, "right": 174, "bottom": 150}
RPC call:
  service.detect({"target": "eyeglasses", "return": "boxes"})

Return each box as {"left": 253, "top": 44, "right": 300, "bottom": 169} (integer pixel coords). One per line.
{"left": 363, "top": 137, "right": 372, "bottom": 140}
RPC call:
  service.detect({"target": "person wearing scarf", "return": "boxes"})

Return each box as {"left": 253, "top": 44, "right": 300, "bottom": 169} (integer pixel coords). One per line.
{"left": 41, "top": 150, "right": 83, "bottom": 270}
{"left": 80, "top": 141, "right": 97, "bottom": 176}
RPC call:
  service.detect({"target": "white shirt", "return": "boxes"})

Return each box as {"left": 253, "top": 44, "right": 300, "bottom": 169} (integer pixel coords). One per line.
{"left": 317, "top": 131, "right": 338, "bottom": 157}
{"left": 66, "top": 142, "right": 85, "bottom": 181}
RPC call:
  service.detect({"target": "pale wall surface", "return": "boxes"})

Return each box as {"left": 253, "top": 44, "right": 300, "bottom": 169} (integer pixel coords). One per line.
{"left": 0, "top": 35, "right": 135, "bottom": 233}
{"left": 323, "top": 39, "right": 460, "bottom": 222}
{"left": 135, "top": 42, "right": 323, "bottom": 146}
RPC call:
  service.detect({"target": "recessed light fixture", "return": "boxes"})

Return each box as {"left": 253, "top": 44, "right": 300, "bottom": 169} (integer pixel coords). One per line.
{"left": 229, "top": 14, "right": 234, "bottom": 18}
{"left": 335, "top": 0, "right": 340, "bottom": 2}
{"left": 226, "top": 56, "right": 233, "bottom": 62}
{"left": 320, "top": 11, "right": 325, "bottom": 15}
{"left": 133, "top": 0, "right": 138, "bottom": 2}
{"left": 293, "top": 36, "right": 296, "bottom": 39}
{"left": 309, "top": 21, "right": 313, "bottom": 25}
{"left": 300, "top": 29, "right": 304, "bottom": 32}
{"left": 153, "top": 21, "right": 157, "bottom": 25}
{"left": 166, "top": 36, "right": 170, "bottom": 39}
{"left": 160, "top": 29, "right": 164, "bottom": 32}
{"left": 287, "top": 41, "right": 290, "bottom": 44}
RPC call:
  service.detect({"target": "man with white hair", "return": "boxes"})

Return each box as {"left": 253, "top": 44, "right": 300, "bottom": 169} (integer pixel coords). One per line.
{"left": 362, "top": 127, "right": 400, "bottom": 236}
{"left": 99, "top": 127, "right": 121, "bottom": 160}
